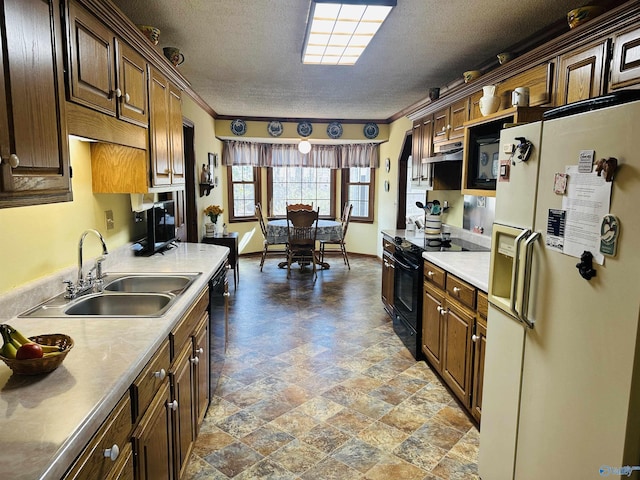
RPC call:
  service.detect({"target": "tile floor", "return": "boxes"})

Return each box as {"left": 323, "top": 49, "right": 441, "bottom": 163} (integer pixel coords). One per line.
{"left": 185, "top": 254, "right": 479, "bottom": 480}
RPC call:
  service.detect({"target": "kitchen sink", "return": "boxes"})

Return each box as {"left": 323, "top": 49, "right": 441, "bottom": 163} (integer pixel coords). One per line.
{"left": 103, "top": 273, "right": 199, "bottom": 294}
{"left": 19, "top": 272, "right": 202, "bottom": 318}
{"left": 64, "top": 293, "right": 174, "bottom": 316}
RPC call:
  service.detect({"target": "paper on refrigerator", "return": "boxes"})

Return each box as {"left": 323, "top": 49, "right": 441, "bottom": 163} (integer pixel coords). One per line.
{"left": 545, "top": 165, "right": 611, "bottom": 264}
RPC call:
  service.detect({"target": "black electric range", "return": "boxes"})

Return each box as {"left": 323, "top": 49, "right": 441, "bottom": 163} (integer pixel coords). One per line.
{"left": 390, "top": 235, "right": 489, "bottom": 360}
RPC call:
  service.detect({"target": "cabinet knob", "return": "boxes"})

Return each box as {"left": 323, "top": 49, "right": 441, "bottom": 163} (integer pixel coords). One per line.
{"left": 154, "top": 368, "right": 166, "bottom": 380}
{"left": 4, "top": 154, "right": 19, "bottom": 168}
{"left": 472, "top": 334, "right": 480, "bottom": 342}
{"left": 427, "top": 271, "right": 434, "bottom": 277}
{"left": 103, "top": 444, "right": 120, "bottom": 462}
{"left": 167, "top": 400, "right": 178, "bottom": 411}
{"left": 453, "top": 286, "right": 460, "bottom": 294}
{"left": 190, "top": 356, "right": 200, "bottom": 365}
{"left": 124, "top": 93, "right": 130, "bottom": 102}
{"left": 115, "top": 88, "right": 122, "bottom": 98}
{"left": 196, "top": 347, "right": 204, "bottom": 355}
{"left": 437, "top": 306, "right": 447, "bottom": 316}
{"left": 441, "top": 126, "right": 446, "bottom": 132}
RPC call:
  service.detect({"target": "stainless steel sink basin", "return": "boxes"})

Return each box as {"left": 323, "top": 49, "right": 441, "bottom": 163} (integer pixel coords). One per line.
{"left": 103, "top": 273, "right": 199, "bottom": 294}
{"left": 64, "top": 293, "right": 174, "bottom": 316}
{"left": 19, "top": 272, "right": 202, "bottom": 318}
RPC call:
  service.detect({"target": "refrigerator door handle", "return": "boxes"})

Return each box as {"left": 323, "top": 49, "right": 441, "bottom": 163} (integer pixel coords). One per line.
{"left": 520, "top": 231, "right": 541, "bottom": 328}
{"left": 510, "top": 229, "right": 531, "bottom": 319}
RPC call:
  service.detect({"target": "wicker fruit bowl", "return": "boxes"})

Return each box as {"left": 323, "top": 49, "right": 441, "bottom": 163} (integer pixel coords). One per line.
{"left": 0, "top": 334, "right": 74, "bottom": 375}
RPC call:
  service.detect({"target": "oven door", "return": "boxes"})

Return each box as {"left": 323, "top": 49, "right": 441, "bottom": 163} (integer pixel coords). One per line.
{"left": 393, "top": 250, "right": 421, "bottom": 331}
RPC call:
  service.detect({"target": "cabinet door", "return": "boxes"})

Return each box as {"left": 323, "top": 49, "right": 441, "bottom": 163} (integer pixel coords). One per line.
{"left": 0, "top": 0, "right": 71, "bottom": 206}
{"left": 193, "top": 314, "right": 210, "bottom": 431}
{"left": 471, "top": 317, "right": 487, "bottom": 423}
{"left": 433, "top": 107, "right": 450, "bottom": 143}
{"left": 116, "top": 39, "right": 148, "bottom": 127}
{"left": 168, "top": 83, "right": 185, "bottom": 185}
{"left": 420, "top": 116, "right": 433, "bottom": 162}
{"left": 449, "top": 98, "right": 469, "bottom": 141}
{"left": 171, "top": 344, "right": 194, "bottom": 480}
{"left": 132, "top": 382, "right": 174, "bottom": 480}
{"left": 610, "top": 26, "right": 640, "bottom": 90}
{"left": 422, "top": 283, "right": 445, "bottom": 373}
{"left": 442, "top": 299, "right": 474, "bottom": 406}
{"left": 557, "top": 40, "right": 608, "bottom": 105}
{"left": 411, "top": 121, "right": 422, "bottom": 180}
{"left": 381, "top": 252, "right": 394, "bottom": 316}
{"left": 67, "top": 0, "right": 116, "bottom": 116}
{"left": 149, "top": 67, "right": 172, "bottom": 187}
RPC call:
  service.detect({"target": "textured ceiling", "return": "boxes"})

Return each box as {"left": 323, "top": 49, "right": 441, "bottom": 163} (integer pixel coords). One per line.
{"left": 110, "top": 0, "right": 589, "bottom": 121}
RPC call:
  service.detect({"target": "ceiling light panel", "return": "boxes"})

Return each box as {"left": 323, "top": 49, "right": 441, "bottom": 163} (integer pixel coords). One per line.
{"left": 302, "top": 0, "right": 395, "bottom": 65}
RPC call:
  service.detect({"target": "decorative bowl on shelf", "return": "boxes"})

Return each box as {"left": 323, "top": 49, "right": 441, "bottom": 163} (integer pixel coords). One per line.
{"left": 497, "top": 52, "right": 515, "bottom": 65}
{"left": 463, "top": 70, "right": 482, "bottom": 83}
{"left": 136, "top": 25, "right": 161, "bottom": 45}
{"left": 567, "top": 6, "right": 605, "bottom": 29}
{"left": 0, "top": 334, "right": 74, "bottom": 375}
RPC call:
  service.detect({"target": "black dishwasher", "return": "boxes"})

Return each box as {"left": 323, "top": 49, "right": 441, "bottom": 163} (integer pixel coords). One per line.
{"left": 208, "top": 260, "right": 228, "bottom": 397}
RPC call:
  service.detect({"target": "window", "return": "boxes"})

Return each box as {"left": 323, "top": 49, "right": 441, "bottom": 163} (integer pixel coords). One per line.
{"left": 267, "top": 166, "right": 336, "bottom": 218}
{"left": 227, "top": 165, "right": 261, "bottom": 222}
{"left": 342, "top": 167, "right": 375, "bottom": 222}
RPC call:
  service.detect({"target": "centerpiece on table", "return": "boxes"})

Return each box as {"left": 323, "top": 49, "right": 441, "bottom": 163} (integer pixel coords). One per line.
{"left": 204, "top": 204, "right": 224, "bottom": 237}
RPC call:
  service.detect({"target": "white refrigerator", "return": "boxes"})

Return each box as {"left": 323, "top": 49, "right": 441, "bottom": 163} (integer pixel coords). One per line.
{"left": 479, "top": 95, "right": 640, "bottom": 480}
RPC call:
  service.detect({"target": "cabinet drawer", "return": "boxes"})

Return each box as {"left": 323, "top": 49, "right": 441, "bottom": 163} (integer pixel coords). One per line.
{"left": 63, "top": 393, "right": 132, "bottom": 480}
{"left": 131, "top": 338, "right": 170, "bottom": 422}
{"left": 446, "top": 274, "right": 476, "bottom": 310}
{"left": 382, "top": 238, "right": 395, "bottom": 254}
{"left": 170, "top": 286, "right": 209, "bottom": 360}
{"left": 424, "top": 261, "right": 446, "bottom": 290}
{"left": 477, "top": 291, "right": 488, "bottom": 318}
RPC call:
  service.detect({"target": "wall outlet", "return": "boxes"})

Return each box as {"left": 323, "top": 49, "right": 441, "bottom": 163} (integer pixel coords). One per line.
{"left": 105, "top": 210, "right": 114, "bottom": 230}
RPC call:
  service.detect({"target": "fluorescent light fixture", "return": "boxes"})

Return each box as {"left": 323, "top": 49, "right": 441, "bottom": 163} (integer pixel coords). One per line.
{"left": 298, "top": 140, "right": 312, "bottom": 154}
{"left": 302, "top": 0, "right": 396, "bottom": 65}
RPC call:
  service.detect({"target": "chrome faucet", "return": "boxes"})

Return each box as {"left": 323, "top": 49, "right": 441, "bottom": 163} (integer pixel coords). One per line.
{"left": 65, "top": 229, "right": 109, "bottom": 299}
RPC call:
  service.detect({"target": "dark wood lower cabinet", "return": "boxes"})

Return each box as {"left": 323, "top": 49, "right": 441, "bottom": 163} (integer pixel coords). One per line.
{"left": 172, "top": 344, "right": 195, "bottom": 480}
{"left": 132, "top": 382, "right": 174, "bottom": 480}
{"left": 422, "top": 260, "right": 487, "bottom": 423}
{"left": 471, "top": 315, "right": 487, "bottom": 423}
{"left": 442, "top": 299, "right": 474, "bottom": 406}
{"left": 422, "top": 283, "right": 445, "bottom": 373}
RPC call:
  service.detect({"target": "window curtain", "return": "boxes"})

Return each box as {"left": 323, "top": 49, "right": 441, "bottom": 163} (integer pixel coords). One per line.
{"left": 222, "top": 141, "right": 379, "bottom": 168}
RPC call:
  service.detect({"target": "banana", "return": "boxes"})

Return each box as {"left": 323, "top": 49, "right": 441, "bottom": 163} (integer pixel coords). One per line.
{"left": 5, "top": 324, "right": 61, "bottom": 353}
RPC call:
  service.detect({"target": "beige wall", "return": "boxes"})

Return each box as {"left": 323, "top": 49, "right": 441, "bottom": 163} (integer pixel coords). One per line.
{"left": 0, "top": 140, "right": 133, "bottom": 295}
{"left": 0, "top": 99, "right": 415, "bottom": 296}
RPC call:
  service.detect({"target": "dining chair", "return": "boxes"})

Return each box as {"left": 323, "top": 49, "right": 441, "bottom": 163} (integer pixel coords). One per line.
{"left": 255, "top": 203, "right": 287, "bottom": 271}
{"left": 286, "top": 202, "right": 313, "bottom": 211}
{"left": 286, "top": 208, "right": 319, "bottom": 280}
{"left": 319, "top": 203, "right": 353, "bottom": 269}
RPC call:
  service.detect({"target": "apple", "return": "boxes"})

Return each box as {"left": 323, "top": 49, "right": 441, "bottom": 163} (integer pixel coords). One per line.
{"left": 16, "top": 342, "right": 43, "bottom": 360}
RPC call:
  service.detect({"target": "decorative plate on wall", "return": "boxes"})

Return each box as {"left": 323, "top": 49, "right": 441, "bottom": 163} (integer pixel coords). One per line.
{"left": 297, "top": 121, "right": 312, "bottom": 137}
{"left": 230, "top": 119, "right": 246, "bottom": 136}
{"left": 363, "top": 122, "right": 379, "bottom": 139}
{"left": 327, "top": 122, "right": 343, "bottom": 139}
{"left": 267, "top": 120, "right": 283, "bottom": 137}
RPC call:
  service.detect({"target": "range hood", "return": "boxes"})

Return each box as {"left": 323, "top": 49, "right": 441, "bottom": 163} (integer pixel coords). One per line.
{"left": 424, "top": 141, "right": 463, "bottom": 163}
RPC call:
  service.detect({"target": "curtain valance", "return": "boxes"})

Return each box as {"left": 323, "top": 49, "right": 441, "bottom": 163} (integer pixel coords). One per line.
{"left": 222, "top": 141, "right": 379, "bottom": 169}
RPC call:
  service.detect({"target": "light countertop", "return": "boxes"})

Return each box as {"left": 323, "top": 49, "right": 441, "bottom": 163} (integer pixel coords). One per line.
{"left": 0, "top": 242, "right": 228, "bottom": 480}
{"left": 422, "top": 251, "right": 491, "bottom": 292}
{"left": 381, "top": 229, "right": 491, "bottom": 292}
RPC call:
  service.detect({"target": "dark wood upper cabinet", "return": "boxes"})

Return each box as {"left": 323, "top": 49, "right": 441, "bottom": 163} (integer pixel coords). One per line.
{"left": 67, "top": 0, "right": 148, "bottom": 127}
{"left": 0, "top": 0, "right": 71, "bottom": 209}
{"left": 556, "top": 40, "right": 609, "bottom": 105}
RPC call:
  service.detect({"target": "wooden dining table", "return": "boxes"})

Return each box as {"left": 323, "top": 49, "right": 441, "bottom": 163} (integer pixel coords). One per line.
{"left": 266, "top": 218, "right": 342, "bottom": 269}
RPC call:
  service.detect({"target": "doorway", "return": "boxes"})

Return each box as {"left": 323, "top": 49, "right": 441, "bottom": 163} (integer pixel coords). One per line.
{"left": 183, "top": 119, "right": 198, "bottom": 242}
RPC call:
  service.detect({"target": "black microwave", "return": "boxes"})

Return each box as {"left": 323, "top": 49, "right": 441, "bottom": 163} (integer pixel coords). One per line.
{"left": 466, "top": 122, "right": 502, "bottom": 190}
